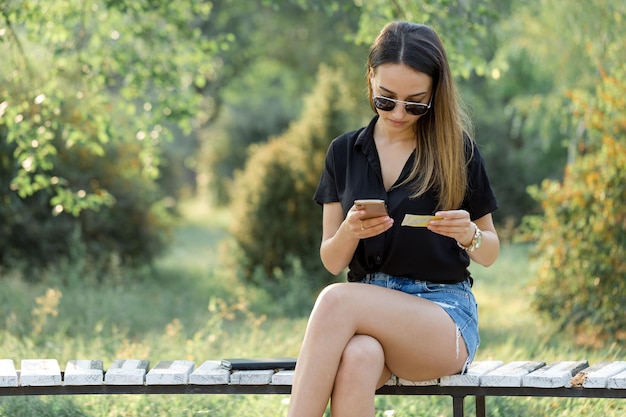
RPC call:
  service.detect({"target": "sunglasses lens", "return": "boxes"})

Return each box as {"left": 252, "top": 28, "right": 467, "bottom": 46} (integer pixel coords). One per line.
{"left": 374, "top": 96, "right": 429, "bottom": 116}
{"left": 373, "top": 97, "right": 395, "bottom": 111}
{"left": 405, "top": 104, "right": 428, "bottom": 116}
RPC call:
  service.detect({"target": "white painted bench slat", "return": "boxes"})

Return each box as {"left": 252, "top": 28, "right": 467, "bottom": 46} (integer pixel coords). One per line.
{"left": 64, "top": 360, "right": 103, "bottom": 385}
{"left": 271, "top": 370, "right": 295, "bottom": 385}
{"left": 607, "top": 368, "right": 626, "bottom": 389}
{"left": 146, "top": 360, "right": 195, "bottom": 385}
{"left": 3, "top": 358, "right": 626, "bottom": 417}
{"left": 440, "top": 360, "right": 504, "bottom": 387}
{"left": 20, "top": 359, "right": 62, "bottom": 386}
{"left": 4, "top": 358, "right": 626, "bottom": 392}
{"left": 523, "top": 361, "right": 589, "bottom": 388}
{"left": 480, "top": 361, "right": 546, "bottom": 387}
{"left": 574, "top": 361, "right": 626, "bottom": 388}
{"left": 230, "top": 370, "right": 274, "bottom": 385}
{"left": 104, "top": 359, "right": 150, "bottom": 385}
{"left": 189, "top": 360, "right": 230, "bottom": 385}
{"left": 0, "top": 359, "right": 18, "bottom": 387}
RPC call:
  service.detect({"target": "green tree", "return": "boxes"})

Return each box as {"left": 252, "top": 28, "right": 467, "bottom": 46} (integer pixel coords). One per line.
{"left": 0, "top": 0, "right": 220, "bottom": 269}
{"left": 525, "top": 62, "right": 626, "bottom": 341}
{"left": 352, "top": 0, "right": 503, "bottom": 79}
{"left": 475, "top": 0, "right": 625, "bottom": 226}
{"left": 228, "top": 66, "right": 366, "bottom": 314}
{"left": 1, "top": 0, "right": 215, "bottom": 213}
{"left": 513, "top": 0, "right": 626, "bottom": 340}
{"left": 198, "top": 1, "right": 364, "bottom": 203}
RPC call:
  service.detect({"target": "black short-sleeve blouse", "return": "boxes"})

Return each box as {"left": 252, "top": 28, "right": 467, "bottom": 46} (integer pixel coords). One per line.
{"left": 313, "top": 116, "right": 498, "bottom": 284}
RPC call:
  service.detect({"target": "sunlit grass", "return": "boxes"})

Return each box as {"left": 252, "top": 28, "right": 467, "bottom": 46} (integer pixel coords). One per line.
{"left": 470, "top": 243, "right": 556, "bottom": 361}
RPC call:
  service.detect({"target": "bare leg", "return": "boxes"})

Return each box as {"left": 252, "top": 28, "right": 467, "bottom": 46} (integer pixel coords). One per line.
{"left": 330, "top": 335, "right": 390, "bottom": 416}
{"left": 286, "top": 282, "right": 468, "bottom": 417}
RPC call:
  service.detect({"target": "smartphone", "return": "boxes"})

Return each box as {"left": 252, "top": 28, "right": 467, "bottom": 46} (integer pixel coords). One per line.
{"left": 354, "top": 199, "right": 388, "bottom": 220}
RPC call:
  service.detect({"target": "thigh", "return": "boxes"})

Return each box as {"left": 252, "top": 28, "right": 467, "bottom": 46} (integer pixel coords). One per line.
{"left": 323, "top": 282, "right": 467, "bottom": 381}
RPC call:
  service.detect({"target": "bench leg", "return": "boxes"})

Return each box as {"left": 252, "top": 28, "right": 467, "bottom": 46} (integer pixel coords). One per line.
{"left": 475, "top": 395, "right": 486, "bottom": 417}
{"left": 452, "top": 395, "right": 465, "bottom": 417}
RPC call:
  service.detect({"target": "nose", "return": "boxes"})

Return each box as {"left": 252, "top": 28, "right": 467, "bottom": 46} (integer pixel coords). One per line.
{"left": 391, "top": 103, "right": 407, "bottom": 117}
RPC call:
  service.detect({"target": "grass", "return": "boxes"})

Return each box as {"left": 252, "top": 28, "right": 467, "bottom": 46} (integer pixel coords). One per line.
{"left": 1, "top": 198, "right": 624, "bottom": 416}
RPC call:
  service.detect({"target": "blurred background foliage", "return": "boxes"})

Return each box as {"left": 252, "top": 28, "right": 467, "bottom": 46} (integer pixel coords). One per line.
{"left": 525, "top": 62, "right": 626, "bottom": 341}
{"left": 1, "top": 1, "right": 624, "bottom": 333}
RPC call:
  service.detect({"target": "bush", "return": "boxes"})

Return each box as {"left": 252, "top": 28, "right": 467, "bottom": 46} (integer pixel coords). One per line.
{"left": 0, "top": 120, "right": 174, "bottom": 275}
{"left": 228, "top": 65, "right": 367, "bottom": 311}
{"left": 525, "top": 66, "right": 626, "bottom": 341}
{"left": 0, "top": 0, "right": 210, "bottom": 275}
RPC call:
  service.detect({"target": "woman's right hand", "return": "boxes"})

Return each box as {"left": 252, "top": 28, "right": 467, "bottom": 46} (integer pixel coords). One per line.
{"left": 320, "top": 203, "right": 393, "bottom": 275}
{"left": 348, "top": 205, "right": 394, "bottom": 238}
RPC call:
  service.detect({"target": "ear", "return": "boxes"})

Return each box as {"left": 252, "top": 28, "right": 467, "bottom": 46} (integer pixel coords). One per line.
{"left": 367, "top": 68, "right": 376, "bottom": 93}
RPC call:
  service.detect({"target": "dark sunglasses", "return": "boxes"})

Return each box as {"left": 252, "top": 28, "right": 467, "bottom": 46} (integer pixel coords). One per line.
{"left": 373, "top": 95, "right": 431, "bottom": 116}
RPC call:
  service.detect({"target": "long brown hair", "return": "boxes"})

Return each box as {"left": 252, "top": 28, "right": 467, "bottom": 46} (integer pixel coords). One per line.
{"left": 367, "top": 21, "right": 473, "bottom": 210}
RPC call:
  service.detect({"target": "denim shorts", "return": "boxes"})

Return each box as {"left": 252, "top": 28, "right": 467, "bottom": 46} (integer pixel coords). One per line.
{"left": 360, "top": 272, "right": 480, "bottom": 373}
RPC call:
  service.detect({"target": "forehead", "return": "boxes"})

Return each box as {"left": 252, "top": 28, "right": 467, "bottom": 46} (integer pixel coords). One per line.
{"left": 371, "top": 63, "right": 432, "bottom": 96}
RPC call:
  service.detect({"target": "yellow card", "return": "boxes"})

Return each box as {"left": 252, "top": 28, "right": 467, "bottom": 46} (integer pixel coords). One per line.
{"left": 401, "top": 214, "right": 443, "bottom": 227}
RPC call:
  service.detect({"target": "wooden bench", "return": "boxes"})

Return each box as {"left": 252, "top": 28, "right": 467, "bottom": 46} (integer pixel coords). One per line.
{"left": 2, "top": 358, "right": 626, "bottom": 416}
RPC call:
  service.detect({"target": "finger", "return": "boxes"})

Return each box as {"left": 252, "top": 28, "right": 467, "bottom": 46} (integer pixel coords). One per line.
{"left": 436, "top": 209, "right": 469, "bottom": 220}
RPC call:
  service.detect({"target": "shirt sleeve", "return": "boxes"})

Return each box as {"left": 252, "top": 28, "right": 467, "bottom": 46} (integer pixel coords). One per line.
{"left": 313, "top": 141, "right": 339, "bottom": 205}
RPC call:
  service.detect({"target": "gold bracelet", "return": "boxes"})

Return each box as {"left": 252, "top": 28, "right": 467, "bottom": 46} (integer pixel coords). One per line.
{"left": 457, "top": 222, "right": 483, "bottom": 252}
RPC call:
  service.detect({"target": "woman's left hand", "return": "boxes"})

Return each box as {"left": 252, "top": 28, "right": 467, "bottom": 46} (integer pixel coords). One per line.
{"left": 426, "top": 210, "right": 475, "bottom": 247}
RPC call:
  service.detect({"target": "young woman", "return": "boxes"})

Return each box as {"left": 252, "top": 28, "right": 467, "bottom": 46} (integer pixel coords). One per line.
{"left": 286, "top": 21, "right": 500, "bottom": 417}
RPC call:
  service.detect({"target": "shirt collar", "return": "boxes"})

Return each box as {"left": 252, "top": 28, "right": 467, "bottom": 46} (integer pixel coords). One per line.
{"left": 354, "top": 116, "right": 378, "bottom": 154}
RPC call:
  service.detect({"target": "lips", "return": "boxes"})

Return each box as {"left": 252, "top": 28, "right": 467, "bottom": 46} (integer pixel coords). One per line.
{"left": 387, "top": 118, "right": 408, "bottom": 127}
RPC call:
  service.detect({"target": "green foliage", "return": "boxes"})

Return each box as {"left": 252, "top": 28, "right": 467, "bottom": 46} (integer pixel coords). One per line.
{"left": 505, "top": 1, "right": 624, "bottom": 93}
{"left": 0, "top": 0, "right": 221, "bottom": 268}
{"left": 199, "top": 2, "right": 364, "bottom": 204}
{"left": 459, "top": 52, "right": 570, "bottom": 225}
{"left": 3, "top": 0, "right": 624, "bottom": 280}
{"left": 525, "top": 64, "right": 626, "bottom": 340}
{"left": 228, "top": 66, "right": 365, "bottom": 309}
{"left": 477, "top": 0, "right": 625, "bottom": 227}
{"left": 201, "top": 61, "right": 311, "bottom": 204}
{"left": 352, "top": 0, "right": 502, "bottom": 79}
{"left": 0, "top": 0, "right": 214, "bottom": 211}
{"left": 0, "top": 109, "right": 175, "bottom": 272}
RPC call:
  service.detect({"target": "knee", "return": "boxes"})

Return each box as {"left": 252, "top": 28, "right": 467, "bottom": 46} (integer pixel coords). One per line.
{"left": 311, "top": 283, "right": 351, "bottom": 319}
{"left": 337, "top": 336, "right": 385, "bottom": 380}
